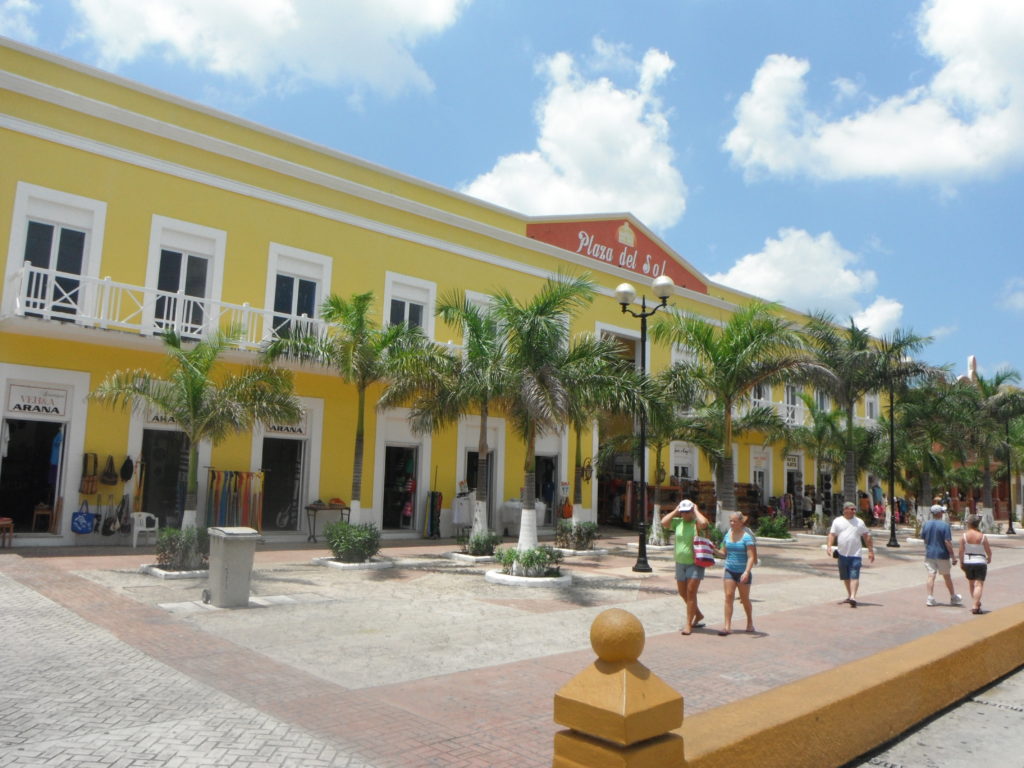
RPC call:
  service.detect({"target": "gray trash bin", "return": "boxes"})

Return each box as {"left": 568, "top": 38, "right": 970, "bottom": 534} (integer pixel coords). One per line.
{"left": 207, "top": 526, "right": 262, "bottom": 608}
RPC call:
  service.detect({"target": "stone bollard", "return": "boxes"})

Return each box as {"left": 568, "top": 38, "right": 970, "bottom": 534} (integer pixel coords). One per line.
{"left": 552, "top": 608, "right": 684, "bottom": 767}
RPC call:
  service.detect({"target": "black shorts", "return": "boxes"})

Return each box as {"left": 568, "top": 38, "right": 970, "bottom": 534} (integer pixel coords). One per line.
{"left": 963, "top": 562, "right": 987, "bottom": 581}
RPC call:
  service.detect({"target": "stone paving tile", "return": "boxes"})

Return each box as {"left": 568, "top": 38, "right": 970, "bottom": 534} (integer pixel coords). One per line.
{"left": 4, "top": 534, "right": 1024, "bottom": 767}
{"left": 0, "top": 571, "right": 374, "bottom": 768}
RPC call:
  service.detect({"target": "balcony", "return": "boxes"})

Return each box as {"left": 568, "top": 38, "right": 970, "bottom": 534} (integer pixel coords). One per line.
{"left": 6, "top": 262, "right": 324, "bottom": 351}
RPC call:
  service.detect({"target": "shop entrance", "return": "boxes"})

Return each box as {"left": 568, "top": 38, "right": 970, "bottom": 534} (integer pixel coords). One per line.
{"left": 262, "top": 437, "right": 305, "bottom": 531}
{"left": 141, "top": 429, "right": 187, "bottom": 527}
{"left": 0, "top": 418, "right": 64, "bottom": 532}
{"left": 382, "top": 445, "right": 418, "bottom": 530}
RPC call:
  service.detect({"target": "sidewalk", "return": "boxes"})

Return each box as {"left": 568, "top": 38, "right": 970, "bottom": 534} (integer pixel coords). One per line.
{"left": 2, "top": 529, "right": 1023, "bottom": 767}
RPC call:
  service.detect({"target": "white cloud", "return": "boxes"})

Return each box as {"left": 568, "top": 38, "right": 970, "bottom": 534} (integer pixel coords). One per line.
{"left": 853, "top": 297, "right": 903, "bottom": 336}
{"left": 929, "top": 324, "right": 957, "bottom": 340}
{"left": 460, "top": 38, "right": 687, "bottom": 229}
{"left": 999, "top": 276, "right": 1024, "bottom": 311}
{"left": 724, "top": 0, "right": 1024, "bottom": 183}
{"left": 0, "top": 0, "right": 38, "bottom": 41}
{"left": 67, "top": 0, "right": 469, "bottom": 96}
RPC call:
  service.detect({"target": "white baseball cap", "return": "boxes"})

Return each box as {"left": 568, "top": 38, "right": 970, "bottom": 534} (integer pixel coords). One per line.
{"left": 930, "top": 504, "right": 945, "bottom": 515}
{"left": 679, "top": 499, "right": 695, "bottom": 511}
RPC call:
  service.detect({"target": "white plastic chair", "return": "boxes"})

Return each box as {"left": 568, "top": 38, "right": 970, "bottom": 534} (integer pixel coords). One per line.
{"left": 131, "top": 512, "right": 159, "bottom": 548}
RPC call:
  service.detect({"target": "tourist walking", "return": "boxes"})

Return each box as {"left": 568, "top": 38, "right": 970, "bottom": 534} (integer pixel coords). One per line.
{"left": 958, "top": 514, "right": 992, "bottom": 614}
{"left": 922, "top": 504, "right": 962, "bottom": 606}
{"left": 661, "top": 498, "right": 709, "bottom": 635}
{"left": 714, "top": 512, "right": 757, "bottom": 635}
{"left": 826, "top": 501, "right": 875, "bottom": 607}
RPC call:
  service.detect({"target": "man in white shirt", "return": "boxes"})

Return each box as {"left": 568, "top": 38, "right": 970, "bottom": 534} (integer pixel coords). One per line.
{"left": 826, "top": 501, "right": 875, "bottom": 607}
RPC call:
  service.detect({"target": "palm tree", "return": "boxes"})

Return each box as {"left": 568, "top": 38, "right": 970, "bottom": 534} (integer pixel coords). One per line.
{"left": 265, "top": 291, "right": 432, "bottom": 522}
{"left": 784, "top": 391, "right": 844, "bottom": 528}
{"left": 91, "top": 329, "right": 302, "bottom": 526}
{"left": 380, "top": 290, "right": 508, "bottom": 538}
{"left": 963, "top": 368, "right": 1024, "bottom": 512}
{"left": 803, "top": 314, "right": 928, "bottom": 505}
{"left": 896, "top": 376, "right": 971, "bottom": 516}
{"left": 651, "top": 300, "right": 823, "bottom": 517}
{"left": 489, "top": 273, "right": 623, "bottom": 551}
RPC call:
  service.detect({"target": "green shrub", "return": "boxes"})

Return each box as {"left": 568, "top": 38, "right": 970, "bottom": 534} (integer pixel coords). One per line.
{"left": 495, "top": 545, "right": 563, "bottom": 577}
{"left": 155, "top": 527, "right": 209, "bottom": 571}
{"left": 554, "top": 521, "right": 599, "bottom": 550}
{"left": 755, "top": 513, "right": 791, "bottom": 539}
{"left": 467, "top": 531, "right": 502, "bottom": 556}
{"left": 324, "top": 520, "right": 381, "bottom": 563}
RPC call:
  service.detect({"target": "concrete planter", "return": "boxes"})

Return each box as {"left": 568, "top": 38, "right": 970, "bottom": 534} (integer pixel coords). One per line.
{"left": 555, "top": 548, "right": 609, "bottom": 557}
{"left": 484, "top": 569, "right": 573, "bottom": 587}
{"left": 312, "top": 556, "right": 394, "bottom": 571}
{"left": 443, "top": 552, "right": 496, "bottom": 563}
{"left": 139, "top": 563, "right": 208, "bottom": 580}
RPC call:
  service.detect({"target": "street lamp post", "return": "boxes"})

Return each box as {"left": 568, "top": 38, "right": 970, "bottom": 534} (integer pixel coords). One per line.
{"left": 886, "top": 376, "right": 900, "bottom": 548}
{"left": 1006, "top": 420, "right": 1016, "bottom": 535}
{"left": 616, "top": 274, "right": 675, "bottom": 573}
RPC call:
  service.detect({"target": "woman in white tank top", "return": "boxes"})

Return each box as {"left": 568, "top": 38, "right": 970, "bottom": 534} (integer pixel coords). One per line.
{"left": 958, "top": 514, "right": 992, "bottom": 614}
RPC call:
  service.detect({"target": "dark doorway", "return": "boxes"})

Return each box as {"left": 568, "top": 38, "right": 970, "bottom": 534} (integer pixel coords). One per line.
{"left": 141, "top": 429, "right": 187, "bottom": 527}
{"left": 382, "top": 445, "right": 417, "bottom": 529}
{"left": 262, "top": 437, "right": 304, "bottom": 531}
{"left": 0, "top": 419, "right": 63, "bottom": 531}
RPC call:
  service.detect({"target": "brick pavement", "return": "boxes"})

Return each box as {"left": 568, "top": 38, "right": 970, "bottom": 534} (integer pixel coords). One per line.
{"left": 3, "top": 532, "right": 1024, "bottom": 767}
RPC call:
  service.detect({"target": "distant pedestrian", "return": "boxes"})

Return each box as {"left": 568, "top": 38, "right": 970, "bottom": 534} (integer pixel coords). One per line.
{"left": 958, "top": 514, "right": 993, "bottom": 615}
{"left": 714, "top": 512, "right": 757, "bottom": 635}
{"left": 661, "top": 499, "right": 709, "bottom": 635}
{"left": 826, "top": 501, "right": 875, "bottom": 607}
{"left": 922, "top": 504, "right": 961, "bottom": 607}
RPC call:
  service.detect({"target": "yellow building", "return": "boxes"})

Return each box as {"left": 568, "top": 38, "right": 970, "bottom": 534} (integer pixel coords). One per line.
{"left": 0, "top": 38, "right": 878, "bottom": 546}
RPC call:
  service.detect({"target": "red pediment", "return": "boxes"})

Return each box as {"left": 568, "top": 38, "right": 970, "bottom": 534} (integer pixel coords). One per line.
{"left": 526, "top": 218, "right": 707, "bottom": 294}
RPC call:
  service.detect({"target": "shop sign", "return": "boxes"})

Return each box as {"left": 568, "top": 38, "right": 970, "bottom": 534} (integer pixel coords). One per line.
{"left": 751, "top": 449, "right": 769, "bottom": 470}
{"left": 145, "top": 408, "right": 178, "bottom": 427}
{"left": 265, "top": 411, "right": 308, "bottom": 437}
{"left": 6, "top": 383, "right": 69, "bottom": 418}
{"left": 670, "top": 441, "right": 693, "bottom": 463}
{"left": 785, "top": 455, "right": 801, "bottom": 471}
{"left": 526, "top": 218, "right": 708, "bottom": 294}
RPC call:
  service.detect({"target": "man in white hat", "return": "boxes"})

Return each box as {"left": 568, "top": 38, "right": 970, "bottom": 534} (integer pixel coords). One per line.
{"left": 922, "top": 503, "right": 962, "bottom": 606}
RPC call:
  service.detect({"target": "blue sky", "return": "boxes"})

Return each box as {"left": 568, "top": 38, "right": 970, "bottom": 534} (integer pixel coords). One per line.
{"left": 3, "top": 0, "right": 1023, "bottom": 376}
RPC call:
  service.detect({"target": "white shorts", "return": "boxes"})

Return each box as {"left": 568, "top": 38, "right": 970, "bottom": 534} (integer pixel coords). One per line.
{"left": 924, "top": 558, "right": 951, "bottom": 575}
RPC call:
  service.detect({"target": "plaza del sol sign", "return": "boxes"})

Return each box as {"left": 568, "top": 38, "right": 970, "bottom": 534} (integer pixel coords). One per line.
{"left": 526, "top": 219, "right": 708, "bottom": 294}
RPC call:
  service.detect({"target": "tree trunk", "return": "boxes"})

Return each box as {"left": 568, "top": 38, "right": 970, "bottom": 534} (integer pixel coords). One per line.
{"left": 716, "top": 455, "right": 735, "bottom": 527}
{"left": 920, "top": 472, "right": 933, "bottom": 518}
{"left": 982, "top": 462, "right": 993, "bottom": 511}
{"left": 351, "top": 387, "right": 366, "bottom": 522}
{"left": 473, "top": 408, "right": 490, "bottom": 538}
{"left": 517, "top": 427, "right": 539, "bottom": 553}
{"left": 843, "top": 405, "right": 857, "bottom": 503}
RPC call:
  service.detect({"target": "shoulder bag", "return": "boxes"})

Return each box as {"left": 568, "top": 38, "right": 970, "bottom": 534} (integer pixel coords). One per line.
{"left": 79, "top": 453, "right": 98, "bottom": 495}
{"left": 71, "top": 500, "right": 95, "bottom": 534}
{"left": 100, "top": 455, "right": 118, "bottom": 485}
{"left": 693, "top": 535, "right": 716, "bottom": 568}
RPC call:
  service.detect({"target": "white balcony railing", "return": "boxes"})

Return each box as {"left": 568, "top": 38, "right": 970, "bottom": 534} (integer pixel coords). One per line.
{"left": 9, "top": 262, "right": 324, "bottom": 350}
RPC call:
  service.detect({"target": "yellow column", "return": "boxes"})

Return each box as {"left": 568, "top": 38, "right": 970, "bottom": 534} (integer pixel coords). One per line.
{"left": 552, "top": 608, "right": 685, "bottom": 767}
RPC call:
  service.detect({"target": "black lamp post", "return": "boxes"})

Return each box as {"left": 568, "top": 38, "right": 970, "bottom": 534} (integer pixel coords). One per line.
{"left": 616, "top": 274, "right": 675, "bottom": 573}
{"left": 1006, "top": 420, "right": 1016, "bottom": 535}
{"left": 886, "top": 376, "right": 900, "bottom": 548}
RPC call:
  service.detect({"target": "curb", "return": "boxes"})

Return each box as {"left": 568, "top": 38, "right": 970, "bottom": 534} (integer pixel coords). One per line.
{"left": 680, "top": 602, "right": 1024, "bottom": 768}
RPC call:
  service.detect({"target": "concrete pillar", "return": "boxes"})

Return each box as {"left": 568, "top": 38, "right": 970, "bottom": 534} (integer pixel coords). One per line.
{"left": 552, "top": 608, "right": 684, "bottom": 767}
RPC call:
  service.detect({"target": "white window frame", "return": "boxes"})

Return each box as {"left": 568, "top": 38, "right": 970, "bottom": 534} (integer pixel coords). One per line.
{"left": 143, "top": 215, "right": 226, "bottom": 335}
{"left": 4, "top": 182, "right": 106, "bottom": 318}
{"left": 671, "top": 343, "right": 695, "bottom": 366}
{"left": 751, "top": 383, "right": 769, "bottom": 408}
{"left": 815, "top": 389, "right": 830, "bottom": 412}
{"left": 263, "top": 243, "right": 332, "bottom": 340}
{"left": 670, "top": 441, "right": 697, "bottom": 482}
{"left": 384, "top": 271, "right": 435, "bottom": 338}
{"left": 784, "top": 384, "right": 801, "bottom": 424}
{"left": 865, "top": 392, "right": 880, "bottom": 421}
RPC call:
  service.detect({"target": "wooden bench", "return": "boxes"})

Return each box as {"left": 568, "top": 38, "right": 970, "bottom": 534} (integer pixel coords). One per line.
{"left": 0, "top": 517, "right": 14, "bottom": 547}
